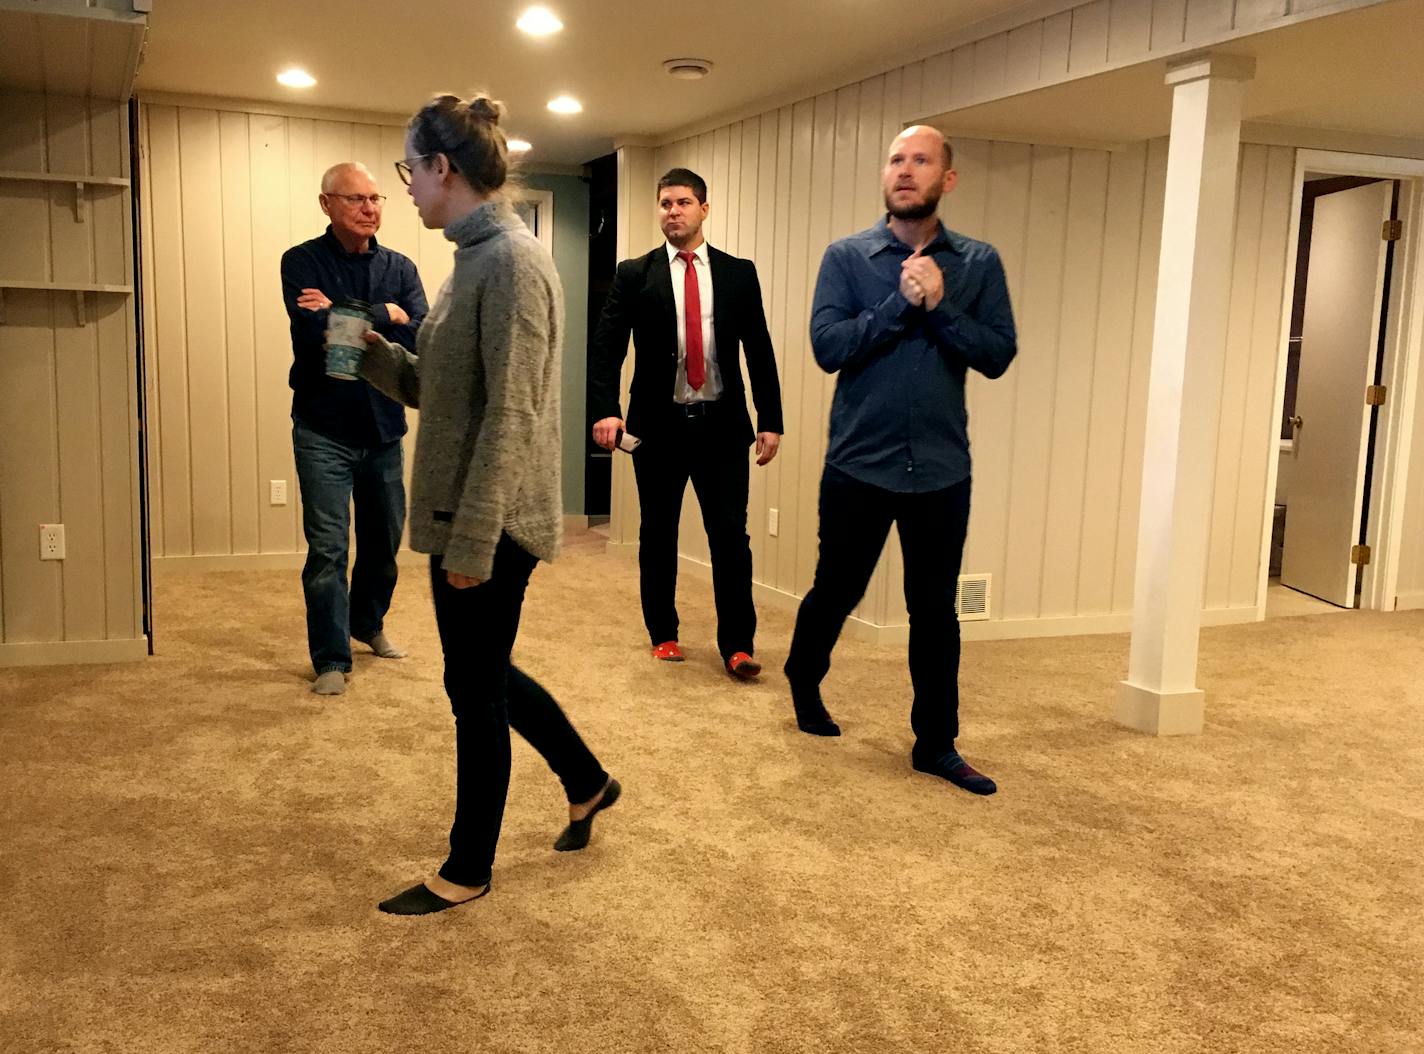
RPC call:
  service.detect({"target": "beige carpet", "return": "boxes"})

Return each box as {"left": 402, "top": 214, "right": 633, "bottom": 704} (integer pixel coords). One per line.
{"left": 1, "top": 528, "right": 1421, "bottom": 1053}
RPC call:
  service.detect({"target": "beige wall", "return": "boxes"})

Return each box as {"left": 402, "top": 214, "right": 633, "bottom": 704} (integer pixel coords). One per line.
{"left": 1396, "top": 304, "right": 1424, "bottom": 605}
{"left": 137, "top": 102, "right": 458, "bottom": 564}
{"left": 612, "top": 74, "right": 1295, "bottom": 635}
{"left": 138, "top": 102, "right": 599, "bottom": 565}
{"left": 661, "top": 0, "right": 1390, "bottom": 149}
{"left": 0, "top": 90, "right": 143, "bottom": 663}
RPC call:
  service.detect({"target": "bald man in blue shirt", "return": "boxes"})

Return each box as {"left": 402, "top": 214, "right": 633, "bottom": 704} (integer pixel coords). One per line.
{"left": 784, "top": 126, "right": 1017, "bottom": 795}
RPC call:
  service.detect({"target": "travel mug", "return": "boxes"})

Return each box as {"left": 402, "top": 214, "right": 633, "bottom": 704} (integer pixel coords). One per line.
{"left": 325, "top": 297, "right": 374, "bottom": 380}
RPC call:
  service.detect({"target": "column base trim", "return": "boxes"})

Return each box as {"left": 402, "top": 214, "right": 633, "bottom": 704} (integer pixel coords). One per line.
{"left": 1115, "top": 681, "right": 1205, "bottom": 736}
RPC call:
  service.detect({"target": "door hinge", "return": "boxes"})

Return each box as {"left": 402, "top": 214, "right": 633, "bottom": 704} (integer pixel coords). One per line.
{"left": 1366, "top": 384, "right": 1388, "bottom": 407}
{"left": 1383, "top": 219, "right": 1403, "bottom": 241}
{"left": 1351, "top": 544, "right": 1372, "bottom": 566}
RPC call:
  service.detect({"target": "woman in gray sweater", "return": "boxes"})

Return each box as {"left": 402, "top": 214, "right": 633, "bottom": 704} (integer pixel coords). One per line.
{"left": 361, "top": 94, "right": 619, "bottom": 916}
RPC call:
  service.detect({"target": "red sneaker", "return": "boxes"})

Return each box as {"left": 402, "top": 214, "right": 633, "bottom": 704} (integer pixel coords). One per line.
{"left": 651, "top": 641, "right": 685, "bottom": 662}
{"left": 725, "top": 652, "right": 762, "bottom": 680}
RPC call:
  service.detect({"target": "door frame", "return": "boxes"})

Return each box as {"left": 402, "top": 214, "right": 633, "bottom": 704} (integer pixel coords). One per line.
{"left": 1259, "top": 149, "right": 1424, "bottom": 614}
{"left": 521, "top": 189, "right": 555, "bottom": 253}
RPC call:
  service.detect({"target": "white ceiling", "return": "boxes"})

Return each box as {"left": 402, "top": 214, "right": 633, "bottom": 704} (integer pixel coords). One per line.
{"left": 932, "top": 0, "right": 1424, "bottom": 149}
{"left": 133, "top": 0, "right": 1035, "bottom": 166}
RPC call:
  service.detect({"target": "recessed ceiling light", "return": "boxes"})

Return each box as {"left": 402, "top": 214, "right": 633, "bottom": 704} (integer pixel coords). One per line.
{"left": 547, "top": 95, "right": 582, "bottom": 115}
{"left": 508, "top": 139, "right": 532, "bottom": 154}
{"left": 663, "top": 58, "right": 713, "bottom": 80}
{"left": 517, "top": 6, "right": 563, "bottom": 35}
{"left": 276, "top": 68, "right": 316, "bottom": 89}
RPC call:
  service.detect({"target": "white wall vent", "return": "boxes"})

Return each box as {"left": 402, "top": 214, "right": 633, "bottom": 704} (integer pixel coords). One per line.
{"left": 956, "top": 573, "right": 991, "bottom": 621}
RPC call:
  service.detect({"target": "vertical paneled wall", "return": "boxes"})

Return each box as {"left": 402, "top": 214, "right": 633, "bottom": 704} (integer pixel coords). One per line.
{"left": 630, "top": 72, "right": 1295, "bottom": 630}
{"left": 879, "top": 0, "right": 1379, "bottom": 126}
{"left": 138, "top": 102, "right": 453, "bottom": 561}
{"left": 1396, "top": 306, "right": 1424, "bottom": 605}
{"left": 0, "top": 90, "right": 142, "bottom": 655}
{"left": 139, "top": 103, "right": 593, "bottom": 562}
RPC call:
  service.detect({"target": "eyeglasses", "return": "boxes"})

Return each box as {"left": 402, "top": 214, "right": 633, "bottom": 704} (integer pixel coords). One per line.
{"left": 325, "top": 193, "right": 387, "bottom": 207}
{"left": 394, "top": 155, "right": 430, "bottom": 186}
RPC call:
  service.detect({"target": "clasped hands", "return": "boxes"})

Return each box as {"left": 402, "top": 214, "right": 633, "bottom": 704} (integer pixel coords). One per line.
{"left": 899, "top": 251, "right": 944, "bottom": 311}
{"left": 297, "top": 288, "right": 410, "bottom": 325}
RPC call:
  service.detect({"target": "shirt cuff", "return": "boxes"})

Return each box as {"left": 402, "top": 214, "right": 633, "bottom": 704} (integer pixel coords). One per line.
{"left": 878, "top": 289, "right": 917, "bottom": 330}
{"left": 927, "top": 297, "right": 967, "bottom": 337}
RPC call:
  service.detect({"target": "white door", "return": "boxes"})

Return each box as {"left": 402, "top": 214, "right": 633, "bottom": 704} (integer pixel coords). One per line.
{"left": 1280, "top": 181, "right": 1393, "bottom": 606}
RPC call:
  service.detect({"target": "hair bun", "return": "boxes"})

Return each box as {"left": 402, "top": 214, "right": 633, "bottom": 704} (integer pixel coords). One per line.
{"left": 466, "top": 95, "right": 504, "bottom": 126}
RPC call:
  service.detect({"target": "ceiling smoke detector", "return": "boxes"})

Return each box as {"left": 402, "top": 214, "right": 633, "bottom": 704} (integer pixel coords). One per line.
{"left": 663, "top": 58, "right": 713, "bottom": 80}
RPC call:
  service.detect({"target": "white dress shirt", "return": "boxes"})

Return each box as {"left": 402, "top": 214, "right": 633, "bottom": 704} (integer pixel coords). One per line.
{"left": 666, "top": 241, "right": 723, "bottom": 404}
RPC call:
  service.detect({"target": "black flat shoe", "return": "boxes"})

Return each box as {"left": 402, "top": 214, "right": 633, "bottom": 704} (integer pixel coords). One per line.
{"left": 554, "top": 778, "right": 621, "bottom": 852}
{"left": 378, "top": 881, "right": 490, "bottom": 915}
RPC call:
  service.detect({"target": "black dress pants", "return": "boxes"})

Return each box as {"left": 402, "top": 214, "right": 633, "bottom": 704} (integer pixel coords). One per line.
{"left": 430, "top": 537, "right": 608, "bottom": 888}
{"left": 784, "top": 465, "right": 972, "bottom": 756}
{"left": 631, "top": 407, "right": 756, "bottom": 660}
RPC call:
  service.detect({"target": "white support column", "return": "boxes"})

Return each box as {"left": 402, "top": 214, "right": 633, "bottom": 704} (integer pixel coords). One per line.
{"left": 1116, "top": 53, "right": 1255, "bottom": 735}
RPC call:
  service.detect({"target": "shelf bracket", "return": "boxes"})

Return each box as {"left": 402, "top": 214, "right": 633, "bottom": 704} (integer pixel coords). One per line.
{"left": 73, "top": 182, "right": 87, "bottom": 223}
{"left": 0, "top": 289, "right": 6, "bottom": 326}
{"left": 75, "top": 290, "right": 87, "bottom": 326}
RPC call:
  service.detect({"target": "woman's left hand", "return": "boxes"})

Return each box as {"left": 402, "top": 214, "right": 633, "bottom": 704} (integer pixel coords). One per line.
{"left": 447, "top": 570, "right": 482, "bottom": 589}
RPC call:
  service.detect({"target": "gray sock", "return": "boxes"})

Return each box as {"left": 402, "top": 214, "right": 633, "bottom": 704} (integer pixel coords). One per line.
{"left": 357, "top": 632, "right": 404, "bottom": 659}
{"left": 312, "top": 670, "right": 346, "bottom": 695}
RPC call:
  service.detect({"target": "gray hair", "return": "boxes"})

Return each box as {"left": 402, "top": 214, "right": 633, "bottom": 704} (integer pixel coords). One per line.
{"left": 320, "top": 161, "right": 375, "bottom": 193}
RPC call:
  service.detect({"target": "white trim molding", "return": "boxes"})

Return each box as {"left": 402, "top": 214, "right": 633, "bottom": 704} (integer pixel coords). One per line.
{"left": 0, "top": 638, "right": 148, "bottom": 667}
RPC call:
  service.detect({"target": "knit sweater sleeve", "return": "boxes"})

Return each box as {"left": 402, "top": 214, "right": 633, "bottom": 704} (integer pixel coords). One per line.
{"left": 358, "top": 330, "right": 421, "bottom": 408}
{"left": 441, "top": 248, "right": 554, "bottom": 580}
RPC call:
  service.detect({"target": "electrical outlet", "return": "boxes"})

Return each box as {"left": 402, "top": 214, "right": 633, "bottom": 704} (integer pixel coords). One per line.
{"left": 768, "top": 507, "right": 780, "bottom": 537}
{"left": 270, "top": 480, "right": 288, "bottom": 506}
{"left": 39, "top": 523, "right": 65, "bottom": 560}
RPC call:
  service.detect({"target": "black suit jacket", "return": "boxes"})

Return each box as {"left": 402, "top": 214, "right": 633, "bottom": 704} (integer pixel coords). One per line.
{"left": 589, "top": 245, "right": 783, "bottom": 445}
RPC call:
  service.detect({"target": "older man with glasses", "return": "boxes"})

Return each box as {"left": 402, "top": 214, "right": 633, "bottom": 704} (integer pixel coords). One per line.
{"left": 280, "top": 161, "right": 429, "bottom": 695}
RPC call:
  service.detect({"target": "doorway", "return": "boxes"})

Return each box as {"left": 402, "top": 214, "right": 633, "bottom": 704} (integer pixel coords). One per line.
{"left": 1263, "top": 151, "right": 1424, "bottom": 617}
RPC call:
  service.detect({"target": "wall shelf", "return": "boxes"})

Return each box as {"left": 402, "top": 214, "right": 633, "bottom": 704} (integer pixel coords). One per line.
{"left": 0, "top": 281, "right": 133, "bottom": 293}
{"left": 0, "top": 171, "right": 130, "bottom": 223}
{"left": 0, "top": 171, "right": 130, "bottom": 187}
{"left": 0, "top": 282, "right": 133, "bottom": 327}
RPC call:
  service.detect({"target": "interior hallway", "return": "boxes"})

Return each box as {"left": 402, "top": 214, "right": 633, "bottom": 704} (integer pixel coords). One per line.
{"left": 1, "top": 528, "right": 1419, "bottom": 1053}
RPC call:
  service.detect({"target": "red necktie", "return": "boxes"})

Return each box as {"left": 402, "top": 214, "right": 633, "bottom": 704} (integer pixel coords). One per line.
{"left": 677, "top": 250, "right": 705, "bottom": 391}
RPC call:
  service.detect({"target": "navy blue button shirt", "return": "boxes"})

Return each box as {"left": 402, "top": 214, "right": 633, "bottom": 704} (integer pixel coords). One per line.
{"left": 280, "top": 227, "right": 428, "bottom": 447}
{"left": 810, "top": 216, "right": 1017, "bottom": 493}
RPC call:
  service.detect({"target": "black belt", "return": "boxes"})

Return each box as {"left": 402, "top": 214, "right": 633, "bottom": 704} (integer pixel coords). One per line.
{"left": 674, "top": 400, "right": 718, "bottom": 417}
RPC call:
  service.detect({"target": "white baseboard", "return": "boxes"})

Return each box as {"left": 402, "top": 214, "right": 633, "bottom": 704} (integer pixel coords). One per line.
{"left": 154, "top": 550, "right": 432, "bottom": 573}
{"left": 155, "top": 517, "right": 597, "bottom": 575}
{"left": 666, "top": 552, "right": 1261, "bottom": 643}
{"left": 154, "top": 552, "right": 309, "bottom": 573}
{"left": 1395, "top": 591, "right": 1424, "bottom": 611}
{"left": 0, "top": 637, "right": 149, "bottom": 667}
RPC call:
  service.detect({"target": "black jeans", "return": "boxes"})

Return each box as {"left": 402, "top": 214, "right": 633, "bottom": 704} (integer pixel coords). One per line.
{"left": 631, "top": 410, "right": 756, "bottom": 659}
{"left": 784, "top": 466, "right": 972, "bottom": 757}
{"left": 430, "top": 537, "right": 608, "bottom": 888}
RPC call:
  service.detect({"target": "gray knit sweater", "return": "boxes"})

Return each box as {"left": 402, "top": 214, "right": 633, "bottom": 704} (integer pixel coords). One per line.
{"left": 361, "top": 200, "right": 563, "bottom": 580}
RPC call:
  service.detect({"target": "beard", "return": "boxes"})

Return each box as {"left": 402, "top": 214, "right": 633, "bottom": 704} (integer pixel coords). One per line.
{"left": 885, "top": 186, "right": 941, "bottom": 220}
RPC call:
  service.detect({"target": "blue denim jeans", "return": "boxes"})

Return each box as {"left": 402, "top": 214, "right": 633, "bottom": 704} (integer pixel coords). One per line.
{"left": 292, "top": 419, "right": 406, "bottom": 675}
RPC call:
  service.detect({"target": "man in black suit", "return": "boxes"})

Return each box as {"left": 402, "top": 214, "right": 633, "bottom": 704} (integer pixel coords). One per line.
{"left": 590, "top": 167, "right": 783, "bottom": 679}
